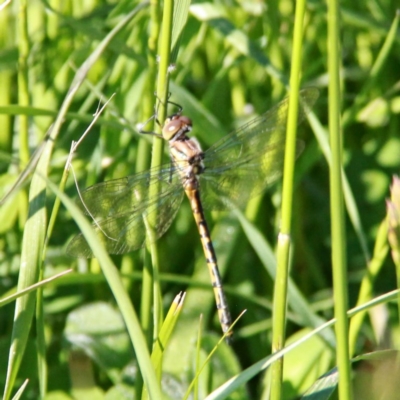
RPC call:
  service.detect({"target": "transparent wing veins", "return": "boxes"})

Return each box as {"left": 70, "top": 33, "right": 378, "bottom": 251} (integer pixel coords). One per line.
{"left": 198, "top": 88, "right": 318, "bottom": 209}
{"left": 67, "top": 164, "right": 184, "bottom": 257}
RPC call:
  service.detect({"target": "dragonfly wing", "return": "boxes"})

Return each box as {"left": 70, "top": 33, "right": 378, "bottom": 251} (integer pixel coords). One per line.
{"left": 67, "top": 165, "right": 184, "bottom": 258}
{"left": 199, "top": 88, "right": 317, "bottom": 209}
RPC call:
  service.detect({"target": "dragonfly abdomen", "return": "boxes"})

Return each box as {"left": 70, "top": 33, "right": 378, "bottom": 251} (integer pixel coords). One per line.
{"left": 185, "top": 187, "right": 233, "bottom": 340}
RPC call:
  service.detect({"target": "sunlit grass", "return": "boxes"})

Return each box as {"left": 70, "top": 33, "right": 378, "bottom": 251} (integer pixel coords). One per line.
{"left": 0, "top": 0, "right": 399, "bottom": 399}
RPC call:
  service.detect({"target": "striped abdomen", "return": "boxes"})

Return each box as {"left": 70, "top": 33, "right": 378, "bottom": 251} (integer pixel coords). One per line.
{"left": 185, "top": 187, "right": 233, "bottom": 340}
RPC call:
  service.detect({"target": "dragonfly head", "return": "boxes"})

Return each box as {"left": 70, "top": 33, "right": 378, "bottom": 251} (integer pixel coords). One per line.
{"left": 162, "top": 115, "right": 192, "bottom": 141}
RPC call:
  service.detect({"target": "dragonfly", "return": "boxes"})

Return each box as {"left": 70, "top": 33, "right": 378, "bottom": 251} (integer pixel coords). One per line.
{"left": 67, "top": 88, "right": 319, "bottom": 341}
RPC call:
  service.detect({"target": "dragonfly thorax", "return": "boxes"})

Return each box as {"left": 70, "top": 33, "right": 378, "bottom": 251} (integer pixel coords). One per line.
{"left": 170, "top": 136, "right": 205, "bottom": 180}
{"left": 162, "top": 114, "right": 192, "bottom": 141}
{"left": 67, "top": 89, "right": 319, "bottom": 341}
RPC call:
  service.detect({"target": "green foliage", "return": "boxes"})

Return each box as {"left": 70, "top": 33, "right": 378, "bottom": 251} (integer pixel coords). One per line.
{"left": 0, "top": 0, "right": 399, "bottom": 399}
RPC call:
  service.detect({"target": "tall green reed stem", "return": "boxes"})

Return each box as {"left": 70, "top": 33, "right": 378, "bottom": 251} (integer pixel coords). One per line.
{"left": 150, "top": 0, "right": 174, "bottom": 332}
{"left": 327, "top": 0, "right": 352, "bottom": 397}
{"left": 139, "top": 2, "right": 174, "bottom": 399}
{"left": 143, "top": 0, "right": 174, "bottom": 381}
{"left": 268, "top": 0, "right": 308, "bottom": 398}
{"left": 138, "top": 0, "right": 162, "bottom": 374}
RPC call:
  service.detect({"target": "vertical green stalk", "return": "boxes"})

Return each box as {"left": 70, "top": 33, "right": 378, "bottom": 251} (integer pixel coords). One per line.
{"left": 17, "top": 0, "right": 29, "bottom": 228}
{"left": 17, "top": 0, "right": 29, "bottom": 167}
{"left": 154, "top": 0, "right": 174, "bottom": 125}
{"left": 347, "top": 13, "right": 398, "bottom": 356}
{"left": 138, "top": 0, "right": 162, "bottom": 371}
{"left": 0, "top": 8, "right": 12, "bottom": 153}
{"left": 137, "top": 0, "right": 163, "bottom": 395}
{"left": 150, "top": 0, "right": 174, "bottom": 341}
{"left": 140, "top": 0, "right": 174, "bottom": 394}
{"left": 327, "top": 0, "right": 352, "bottom": 398}
{"left": 268, "top": 0, "right": 307, "bottom": 398}
{"left": 144, "top": 0, "right": 174, "bottom": 383}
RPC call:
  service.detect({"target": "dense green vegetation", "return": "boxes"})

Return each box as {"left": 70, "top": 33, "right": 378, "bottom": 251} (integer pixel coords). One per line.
{"left": 0, "top": 0, "right": 399, "bottom": 399}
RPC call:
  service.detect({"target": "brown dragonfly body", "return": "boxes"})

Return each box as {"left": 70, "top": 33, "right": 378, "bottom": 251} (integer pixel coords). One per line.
{"left": 67, "top": 89, "right": 319, "bottom": 340}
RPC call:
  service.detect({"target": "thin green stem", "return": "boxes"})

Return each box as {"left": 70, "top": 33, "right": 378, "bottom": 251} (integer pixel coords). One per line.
{"left": 138, "top": 0, "right": 164, "bottom": 390}
{"left": 138, "top": 0, "right": 161, "bottom": 374}
{"left": 17, "top": 0, "right": 29, "bottom": 167}
{"left": 149, "top": 0, "right": 174, "bottom": 345}
{"left": 17, "top": 0, "right": 29, "bottom": 230}
{"left": 151, "top": 0, "right": 175, "bottom": 334}
{"left": 142, "top": 0, "right": 174, "bottom": 395}
{"left": 349, "top": 218, "right": 389, "bottom": 356}
{"left": 269, "top": 0, "right": 308, "bottom": 397}
{"left": 327, "top": 0, "right": 352, "bottom": 397}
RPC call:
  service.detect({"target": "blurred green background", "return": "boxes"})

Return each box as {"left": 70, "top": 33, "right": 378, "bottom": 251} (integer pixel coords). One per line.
{"left": 0, "top": 0, "right": 399, "bottom": 398}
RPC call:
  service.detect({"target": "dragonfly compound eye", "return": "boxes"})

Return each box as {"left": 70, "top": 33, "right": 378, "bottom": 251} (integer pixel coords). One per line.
{"left": 163, "top": 116, "right": 193, "bottom": 140}
{"left": 178, "top": 115, "right": 192, "bottom": 127}
{"left": 67, "top": 88, "right": 318, "bottom": 342}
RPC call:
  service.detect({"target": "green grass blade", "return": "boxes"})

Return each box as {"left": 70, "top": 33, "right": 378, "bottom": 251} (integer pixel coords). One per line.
{"left": 206, "top": 290, "right": 400, "bottom": 400}
{"left": 170, "top": 0, "right": 191, "bottom": 64}
{"left": 10, "top": 379, "right": 29, "bottom": 400}
{"left": 0, "top": 270, "right": 72, "bottom": 307}
{"left": 150, "top": 292, "right": 186, "bottom": 369}
{"left": 142, "top": 0, "right": 176, "bottom": 368}
{"left": 3, "top": 135, "right": 48, "bottom": 400}
{"left": 47, "top": 178, "right": 163, "bottom": 399}
{"left": 234, "top": 208, "right": 336, "bottom": 348}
